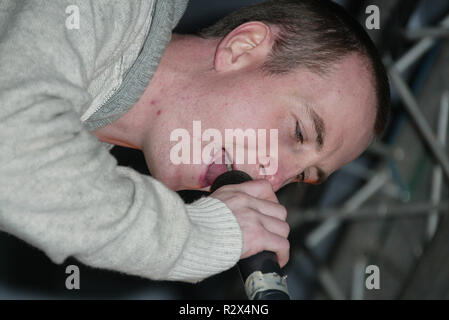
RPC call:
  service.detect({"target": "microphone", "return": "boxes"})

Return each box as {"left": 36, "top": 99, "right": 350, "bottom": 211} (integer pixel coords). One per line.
{"left": 211, "top": 170, "right": 290, "bottom": 300}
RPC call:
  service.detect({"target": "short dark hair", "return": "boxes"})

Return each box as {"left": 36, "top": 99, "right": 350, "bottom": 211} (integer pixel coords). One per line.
{"left": 199, "top": 0, "right": 390, "bottom": 138}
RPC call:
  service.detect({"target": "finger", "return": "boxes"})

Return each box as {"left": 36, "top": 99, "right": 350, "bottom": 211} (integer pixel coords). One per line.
{"left": 258, "top": 213, "right": 290, "bottom": 238}
{"left": 262, "top": 231, "right": 290, "bottom": 268}
{"left": 246, "top": 197, "right": 287, "bottom": 221}
{"left": 232, "top": 179, "right": 279, "bottom": 203}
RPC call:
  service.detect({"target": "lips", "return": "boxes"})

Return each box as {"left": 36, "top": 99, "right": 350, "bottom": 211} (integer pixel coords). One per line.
{"left": 199, "top": 149, "right": 233, "bottom": 188}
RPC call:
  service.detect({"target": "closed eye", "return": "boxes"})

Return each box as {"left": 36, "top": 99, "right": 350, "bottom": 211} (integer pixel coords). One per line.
{"left": 296, "top": 121, "right": 304, "bottom": 143}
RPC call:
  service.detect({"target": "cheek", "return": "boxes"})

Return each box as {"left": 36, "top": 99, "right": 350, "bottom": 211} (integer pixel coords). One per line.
{"left": 249, "top": 111, "right": 288, "bottom": 156}
{"left": 251, "top": 105, "right": 288, "bottom": 135}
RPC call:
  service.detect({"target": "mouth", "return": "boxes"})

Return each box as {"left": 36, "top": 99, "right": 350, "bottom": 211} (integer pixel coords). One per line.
{"left": 199, "top": 148, "right": 234, "bottom": 188}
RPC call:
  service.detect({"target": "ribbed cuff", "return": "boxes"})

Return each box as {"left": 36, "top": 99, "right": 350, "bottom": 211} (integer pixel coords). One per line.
{"left": 167, "top": 197, "right": 243, "bottom": 283}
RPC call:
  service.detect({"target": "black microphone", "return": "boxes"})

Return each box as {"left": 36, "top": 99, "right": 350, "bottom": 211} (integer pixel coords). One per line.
{"left": 211, "top": 170, "right": 290, "bottom": 300}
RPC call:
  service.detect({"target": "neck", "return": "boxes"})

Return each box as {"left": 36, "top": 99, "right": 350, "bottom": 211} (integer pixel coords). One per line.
{"left": 92, "top": 34, "right": 218, "bottom": 151}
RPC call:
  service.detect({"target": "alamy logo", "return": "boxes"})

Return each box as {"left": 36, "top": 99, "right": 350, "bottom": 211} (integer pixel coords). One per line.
{"left": 365, "top": 5, "right": 380, "bottom": 30}
{"left": 65, "top": 5, "right": 80, "bottom": 30}
{"left": 170, "top": 121, "right": 279, "bottom": 175}
{"left": 65, "top": 265, "right": 80, "bottom": 290}
{"left": 365, "top": 265, "right": 380, "bottom": 290}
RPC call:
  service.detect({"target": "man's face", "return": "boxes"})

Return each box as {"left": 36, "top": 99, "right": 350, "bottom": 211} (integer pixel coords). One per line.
{"left": 145, "top": 53, "right": 376, "bottom": 191}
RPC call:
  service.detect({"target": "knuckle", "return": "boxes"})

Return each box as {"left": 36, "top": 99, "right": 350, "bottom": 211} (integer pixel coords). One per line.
{"left": 226, "top": 192, "right": 250, "bottom": 209}
{"left": 256, "top": 179, "right": 274, "bottom": 192}
{"left": 278, "top": 205, "right": 288, "bottom": 219}
{"left": 236, "top": 191, "right": 251, "bottom": 204}
{"left": 283, "top": 223, "right": 290, "bottom": 237}
{"left": 284, "top": 239, "right": 290, "bottom": 251}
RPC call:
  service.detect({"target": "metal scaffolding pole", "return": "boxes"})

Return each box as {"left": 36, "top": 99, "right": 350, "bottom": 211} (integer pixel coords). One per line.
{"left": 290, "top": 201, "right": 449, "bottom": 225}
{"left": 426, "top": 91, "right": 449, "bottom": 240}
{"left": 394, "top": 14, "right": 449, "bottom": 73}
{"left": 405, "top": 27, "right": 449, "bottom": 40}
{"left": 389, "top": 68, "right": 449, "bottom": 182}
{"left": 304, "top": 168, "right": 390, "bottom": 248}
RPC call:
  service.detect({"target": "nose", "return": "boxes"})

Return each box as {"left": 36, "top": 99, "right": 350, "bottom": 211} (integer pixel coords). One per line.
{"left": 253, "top": 164, "right": 290, "bottom": 192}
{"left": 264, "top": 174, "right": 284, "bottom": 192}
{"left": 241, "top": 164, "right": 280, "bottom": 191}
{"left": 243, "top": 157, "right": 306, "bottom": 192}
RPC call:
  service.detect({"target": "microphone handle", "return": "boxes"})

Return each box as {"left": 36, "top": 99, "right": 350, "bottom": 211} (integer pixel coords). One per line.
{"left": 211, "top": 170, "right": 290, "bottom": 300}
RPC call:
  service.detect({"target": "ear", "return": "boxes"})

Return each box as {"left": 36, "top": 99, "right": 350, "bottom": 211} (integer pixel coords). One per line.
{"left": 214, "top": 22, "right": 274, "bottom": 73}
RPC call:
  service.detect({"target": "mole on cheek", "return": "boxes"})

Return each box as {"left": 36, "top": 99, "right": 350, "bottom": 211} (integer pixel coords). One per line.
{"left": 157, "top": 110, "right": 162, "bottom": 116}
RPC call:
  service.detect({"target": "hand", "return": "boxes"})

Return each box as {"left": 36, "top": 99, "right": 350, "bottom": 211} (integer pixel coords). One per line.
{"left": 210, "top": 179, "right": 290, "bottom": 267}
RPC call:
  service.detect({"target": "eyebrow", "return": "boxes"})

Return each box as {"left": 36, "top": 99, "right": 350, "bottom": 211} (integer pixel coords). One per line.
{"left": 304, "top": 103, "right": 328, "bottom": 185}
{"left": 305, "top": 104, "right": 326, "bottom": 152}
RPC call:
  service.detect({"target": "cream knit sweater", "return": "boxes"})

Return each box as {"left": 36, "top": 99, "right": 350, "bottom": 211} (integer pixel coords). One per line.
{"left": 0, "top": 0, "right": 242, "bottom": 283}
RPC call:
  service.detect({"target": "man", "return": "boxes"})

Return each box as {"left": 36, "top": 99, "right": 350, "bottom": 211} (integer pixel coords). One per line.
{"left": 0, "top": 0, "right": 389, "bottom": 284}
